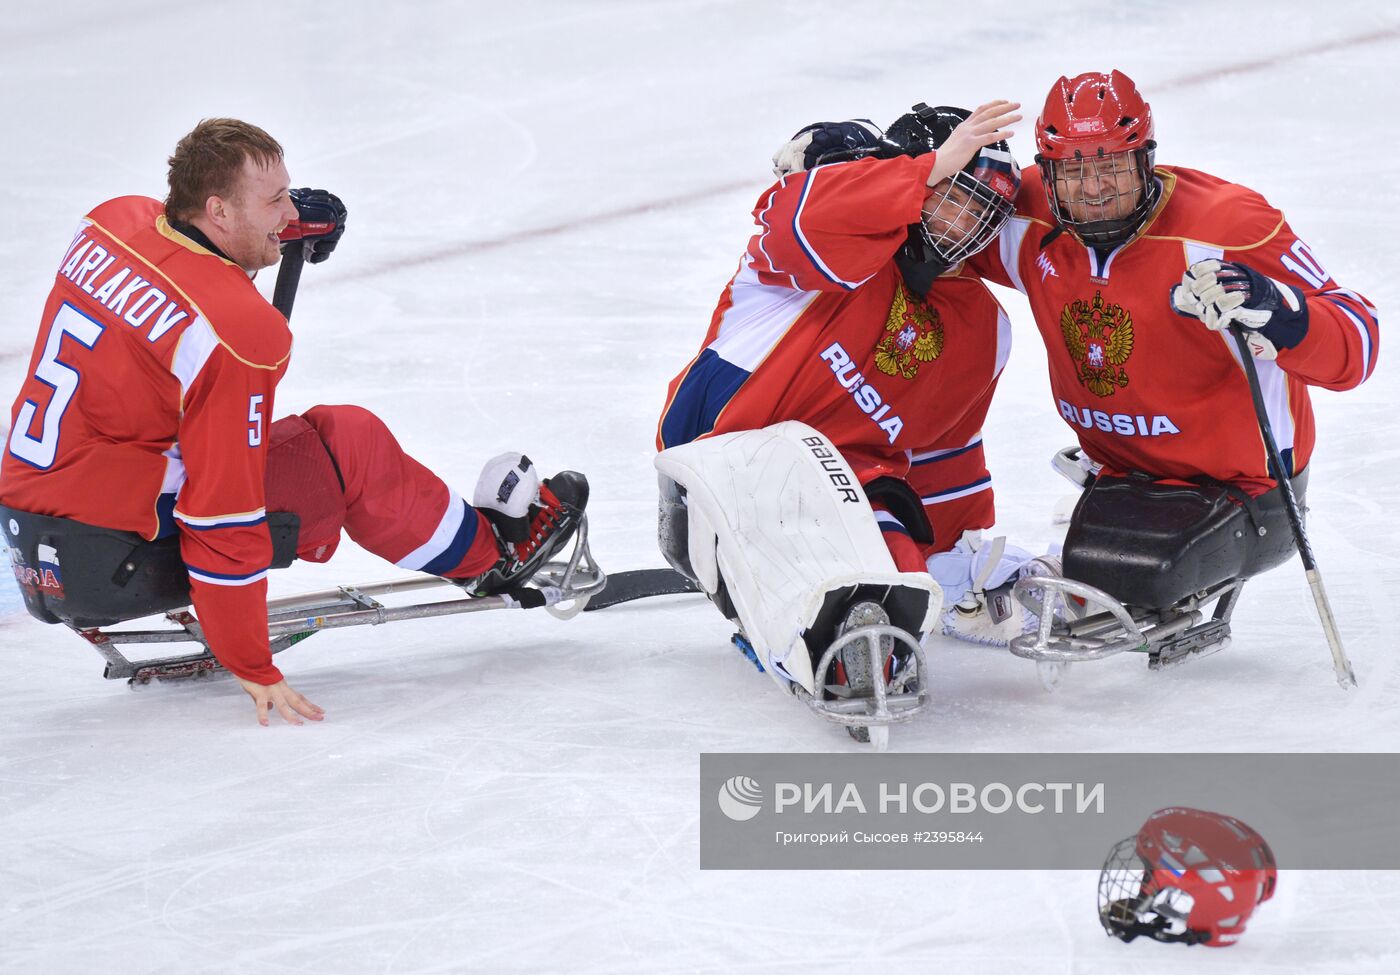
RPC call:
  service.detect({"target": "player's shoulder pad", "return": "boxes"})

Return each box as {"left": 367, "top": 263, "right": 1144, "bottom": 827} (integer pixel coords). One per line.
{"left": 150, "top": 218, "right": 291, "bottom": 369}
{"left": 86, "top": 195, "right": 165, "bottom": 234}
{"left": 1147, "top": 166, "right": 1285, "bottom": 252}
{"left": 196, "top": 282, "right": 292, "bottom": 370}
{"left": 1011, "top": 174, "right": 1057, "bottom": 224}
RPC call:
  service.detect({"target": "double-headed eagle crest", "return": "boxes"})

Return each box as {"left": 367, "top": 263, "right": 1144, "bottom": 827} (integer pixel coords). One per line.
{"left": 1060, "top": 290, "right": 1134, "bottom": 397}
{"left": 876, "top": 284, "right": 944, "bottom": 379}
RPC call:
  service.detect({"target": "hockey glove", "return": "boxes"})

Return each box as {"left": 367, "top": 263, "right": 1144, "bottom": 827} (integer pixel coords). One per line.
{"left": 771, "top": 119, "right": 885, "bottom": 177}
{"left": 1170, "top": 259, "right": 1309, "bottom": 358}
{"left": 278, "top": 188, "right": 347, "bottom": 264}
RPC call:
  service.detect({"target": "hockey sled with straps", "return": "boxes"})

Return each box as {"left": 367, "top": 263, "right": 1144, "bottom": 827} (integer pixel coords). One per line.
{"left": 3, "top": 504, "right": 605, "bottom": 685}
{"left": 1005, "top": 467, "right": 1306, "bottom": 685}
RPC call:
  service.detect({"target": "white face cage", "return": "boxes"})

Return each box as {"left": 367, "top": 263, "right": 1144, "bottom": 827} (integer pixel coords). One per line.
{"left": 1039, "top": 144, "right": 1158, "bottom": 248}
{"left": 1097, "top": 836, "right": 1199, "bottom": 944}
{"left": 1098, "top": 836, "right": 1153, "bottom": 937}
{"left": 919, "top": 170, "right": 1015, "bottom": 267}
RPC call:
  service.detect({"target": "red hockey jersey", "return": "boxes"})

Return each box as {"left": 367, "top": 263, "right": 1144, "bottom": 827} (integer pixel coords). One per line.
{"left": 658, "top": 154, "right": 1012, "bottom": 551}
{"left": 969, "top": 166, "right": 1379, "bottom": 495}
{"left": 1, "top": 197, "right": 291, "bottom": 683}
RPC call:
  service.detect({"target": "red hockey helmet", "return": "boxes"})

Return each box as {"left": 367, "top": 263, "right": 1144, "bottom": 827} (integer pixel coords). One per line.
{"left": 1098, "top": 807, "right": 1277, "bottom": 947}
{"left": 1035, "top": 70, "right": 1158, "bottom": 247}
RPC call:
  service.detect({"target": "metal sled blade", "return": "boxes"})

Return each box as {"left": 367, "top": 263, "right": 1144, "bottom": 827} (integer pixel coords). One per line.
{"left": 80, "top": 515, "right": 606, "bottom": 685}
{"left": 1008, "top": 573, "right": 1240, "bottom": 670}
{"left": 794, "top": 622, "right": 931, "bottom": 733}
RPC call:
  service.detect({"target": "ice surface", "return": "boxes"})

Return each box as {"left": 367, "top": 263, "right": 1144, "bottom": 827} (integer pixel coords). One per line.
{"left": 2, "top": 1, "right": 1398, "bottom": 972}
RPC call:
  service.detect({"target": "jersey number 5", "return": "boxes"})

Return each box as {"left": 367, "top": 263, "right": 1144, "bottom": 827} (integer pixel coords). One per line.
{"left": 7, "top": 303, "right": 104, "bottom": 469}
{"left": 248, "top": 395, "right": 264, "bottom": 447}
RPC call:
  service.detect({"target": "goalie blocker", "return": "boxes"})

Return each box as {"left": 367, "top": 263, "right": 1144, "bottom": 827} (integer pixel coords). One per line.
{"left": 655, "top": 421, "right": 939, "bottom": 744}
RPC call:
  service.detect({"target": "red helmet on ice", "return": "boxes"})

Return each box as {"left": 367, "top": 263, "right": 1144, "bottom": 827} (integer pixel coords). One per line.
{"left": 1098, "top": 807, "right": 1277, "bottom": 947}
{"left": 1035, "top": 70, "right": 1159, "bottom": 248}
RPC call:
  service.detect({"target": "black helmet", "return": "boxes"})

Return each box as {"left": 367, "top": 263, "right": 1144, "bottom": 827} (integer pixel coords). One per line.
{"left": 885, "top": 104, "right": 1021, "bottom": 286}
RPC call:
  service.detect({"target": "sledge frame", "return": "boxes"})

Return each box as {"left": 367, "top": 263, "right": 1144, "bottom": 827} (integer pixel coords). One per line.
{"left": 74, "top": 516, "right": 606, "bottom": 685}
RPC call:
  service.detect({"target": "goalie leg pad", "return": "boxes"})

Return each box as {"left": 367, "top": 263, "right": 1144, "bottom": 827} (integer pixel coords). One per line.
{"left": 654, "top": 421, "right": 941, "bottom": 696}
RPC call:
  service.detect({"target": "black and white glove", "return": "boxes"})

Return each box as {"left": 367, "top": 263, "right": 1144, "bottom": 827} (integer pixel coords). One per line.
{"left": 771, "top": 119, "right": 885, "bottom": 177}
{"left": 1170, "top": 259, "right": 1309, "bottom": 359}
{"left": 278, "top": 188, "right": 347, "bottom": 264}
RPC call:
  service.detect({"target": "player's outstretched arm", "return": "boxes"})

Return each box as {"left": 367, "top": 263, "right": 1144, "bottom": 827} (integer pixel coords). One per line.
{"left": 926, "top": 100, "right": 1021, "bottom": 188}
{"left": 236, "top": 676, "right": 326, "bottom": 727}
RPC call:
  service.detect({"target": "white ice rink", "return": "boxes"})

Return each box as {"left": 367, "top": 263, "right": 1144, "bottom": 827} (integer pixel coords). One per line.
{"left": 2, "top": 1, "right": 1398, "bottom": 971}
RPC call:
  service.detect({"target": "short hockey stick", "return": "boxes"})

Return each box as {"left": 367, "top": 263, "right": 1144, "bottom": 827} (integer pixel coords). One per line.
{"left": 582, "top": 568, "right": 700, "bottom": 611}
{"left": 1229, "top": 324, "right": 1356, "bottom": 688}
{"left": 272, "top": 243, "right": 306, "bottom": 320}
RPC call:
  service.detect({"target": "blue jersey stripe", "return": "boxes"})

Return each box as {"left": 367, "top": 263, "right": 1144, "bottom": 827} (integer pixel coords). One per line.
{"left": 183, "top": 562, "right": 270, "bottom": 582}
{"left": 155, "top": 492, "right": 178, "bottom": 538}
{"left": 420, "top": 501, "right": 481, "bottom": 576}
{"left": 923, "top": 475, "right": 992, "bottom": 501}
{"left": 911, "top": 440, "right": 982, "bottom": 466}
{"left": 180, "top": 515, "right": 268, "bottom": 532}
{"left": 659, "top": 348, "right": 752, "bottom": 448}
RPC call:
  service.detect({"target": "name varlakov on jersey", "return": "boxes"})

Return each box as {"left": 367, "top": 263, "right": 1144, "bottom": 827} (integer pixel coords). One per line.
{"left": 819, "top": 342, "right": 904, "bottom": 444}
{"left": 1059, "top": 398, "right": 1180, "bottom": 437}
{"left": 57, "top": 231, "right": 192, "bottom": 341}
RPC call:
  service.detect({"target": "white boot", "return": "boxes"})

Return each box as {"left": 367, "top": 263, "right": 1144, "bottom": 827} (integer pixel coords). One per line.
{"left": 932, "top": 534, "right": 1061, "bottom": 647}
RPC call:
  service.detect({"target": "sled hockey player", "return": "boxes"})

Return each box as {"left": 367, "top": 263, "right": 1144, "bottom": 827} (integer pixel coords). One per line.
{"left": 0, "top": 119, "right": 588, "bottom": 725}
{"left": 958, "top": 70, "right": 1380, "bottom": 670}
{"left": 654, "top": 101, "right": 1025, "bottom": 742}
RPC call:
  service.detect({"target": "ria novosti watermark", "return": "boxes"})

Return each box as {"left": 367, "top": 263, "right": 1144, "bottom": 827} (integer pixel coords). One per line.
{"left": 719, "top": 774, "right": 1105, "bottom": 820}
{"left": 701, "top": 753, "right": 1400, "bottom": 869}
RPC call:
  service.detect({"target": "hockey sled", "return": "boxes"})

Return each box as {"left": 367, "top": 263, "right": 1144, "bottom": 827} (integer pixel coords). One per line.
{"left": 60, "top": 517, "right": 604, "bottom": 686}
{"left": 1007, "top": 463, "right": 1305, "bottom": 688}
{"left": 1008, "top": 572, "right": 1242, "bottom": 688}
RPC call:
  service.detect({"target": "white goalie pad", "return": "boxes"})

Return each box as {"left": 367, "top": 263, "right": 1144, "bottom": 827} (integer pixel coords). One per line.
{"left": 654, "top": 421, "right": 941, "bottom": 696}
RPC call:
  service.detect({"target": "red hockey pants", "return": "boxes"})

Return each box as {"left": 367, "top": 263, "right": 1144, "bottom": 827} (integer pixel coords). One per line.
{"left": 263, "top": 405, "right": 501, "bottom": 579}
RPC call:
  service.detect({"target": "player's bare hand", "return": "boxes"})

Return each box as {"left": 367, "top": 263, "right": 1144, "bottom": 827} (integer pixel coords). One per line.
{"left": 927, "top": 100, "right": 1022, "bottom": 189}
{"left": 236, "top": 677, "right": 325, "bottom": 727}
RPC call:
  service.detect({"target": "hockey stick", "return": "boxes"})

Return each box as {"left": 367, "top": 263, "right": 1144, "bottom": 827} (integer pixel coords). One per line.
{"left": 1229, "top": 324, "right": 1356, "bottom": 688}
{"left": 582, "top": 567, "right": 700, "bottom": 611}
{"left": 272, "top": 243, "right": 306, "bottom": 320}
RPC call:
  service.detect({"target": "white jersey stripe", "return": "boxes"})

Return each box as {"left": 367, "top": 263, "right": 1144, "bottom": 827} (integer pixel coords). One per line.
{"left": 997, "top": 217, "right": 1032, "bottom": 294}
{"left": 791, "top": 168, "right": 873, "bottom": 291}
{"left": 994, "top": 305, "right": 1013, "bottom": 377}
{"left": 1218, "top": 333, "right": 1295, "bottom": 455}
{"left": 175, "top": 507, "right": 267, "bottom": 528}
{"left": 160, "top": 443, "right": 186, "bottom": 494}
{"left": 1184, "top": 242, "right": 1224, "bottom": 266}
{"left": 709, "top": 258, "right": 818, "bottom": 371}
{"left": 187, "top": 567, "right": 268, "bottom": 587}
{"left": 169, "top": 316, "right": 219, "bottom": 395}
{"left": 921, "top": 480, "right": 993, "bottom": 505}
{"left": 1325, "top": 299, "right": 1374, "bottom": 380}
{"left": 1256, "top": 359, "right": 1295, "bottom": 454}
{"left": 873, "top": 509, "right": 908, "bottom": 533}
{"left": 909, "top": 434, "right": 982, "bottom": 464}
{"left": 397, "top": 490, "right": 465, "bottom": 571}
{"left": 753, "top": 185, "right": 789, "bottom": 285}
